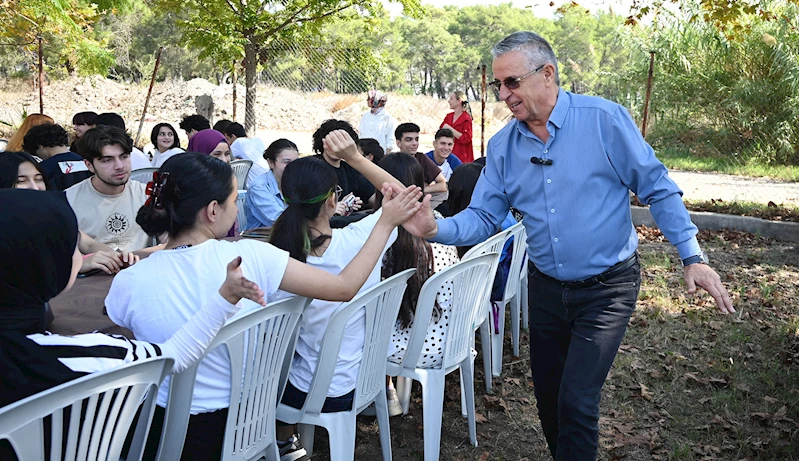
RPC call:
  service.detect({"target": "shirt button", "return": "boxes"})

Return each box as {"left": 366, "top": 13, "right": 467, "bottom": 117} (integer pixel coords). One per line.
{"left": 547, "top": 179, "right": 552, "bottom": 184}
{"left": 550, "top": 209, "right": 555, "bottom": 213}
{"left": 554, "top": 237, "right": 559, "bottom": 242}
{"left": 543, "top": 149, "right": 548, "bottom": 154}
{"left": 558, "top": 263, "right": 563, "bottom": 268}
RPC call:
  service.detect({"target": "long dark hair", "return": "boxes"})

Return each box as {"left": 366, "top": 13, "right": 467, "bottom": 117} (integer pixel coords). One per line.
{"left": 377, "top": 153, "right": 435, "bottom": 328}
{"left": 447, "top": 162, "right": 484, "bottom": 257}
{"left": 150, "top": 123, "right": 180, "bottom": 151}
{"left": 136, "top": 152, "right": 235, "bottom": 238}
{"left": 0, "top": 151, "right": 44, "bottom": 189}
{"left": 269, "top": 157, "right": 337, "bottom": 262}
{"left": 264, "top": 138, "right": 297, "bottom": 162}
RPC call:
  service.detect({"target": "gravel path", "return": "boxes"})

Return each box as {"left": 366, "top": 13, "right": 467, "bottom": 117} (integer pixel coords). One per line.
{"left": 668, "top": 170, "right": 799, "bottom": 206}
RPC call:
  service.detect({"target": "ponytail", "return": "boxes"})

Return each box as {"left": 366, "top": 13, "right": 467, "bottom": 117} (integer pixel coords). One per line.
{"left": 269, "top": 157, "right": 337, "bottom": 262}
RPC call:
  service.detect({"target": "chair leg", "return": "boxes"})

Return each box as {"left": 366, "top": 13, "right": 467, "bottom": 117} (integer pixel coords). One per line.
{"left": 396, "top": 376, "right": 412, "bottom": 415}
{"left": 266, "top": 441, "right": 281, "bottom": 461}
{"left": 298, "top": 423, "right": 315, "bottom": 458}
{"left": 419, "top": 373, "right": 446, "bottom": 461}
{"left": 460, "top": 359, "right": 478, "bottom": 447}
{"left": 491, "top": 301, "right": 506, "bottom": 378}
{"left": 326, "top": 416, "right": 356, "bottom": 461}
{"left": 375, "top": 391, "right": 393, "bottom": 461}
{"left": 521, "top": 271, "right": 529, "bottom": 331}
{"left": 478, "top": 319, "right": 492, "bottom": 392}
{"left": 510, "top": 294, "right": 520, "bottom": 357}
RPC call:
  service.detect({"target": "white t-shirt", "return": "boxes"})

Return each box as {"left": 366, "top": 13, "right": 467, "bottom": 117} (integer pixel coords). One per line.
{"left": 152, "top": 147, "right": 185, "bottom": 168}
{"left": 273, "top": 210, "right": 397, "bottom": 397}
{"left": 231, "top": 137, "right": 269, "bottom": 186}
{"left": 65, "top": 178, "right": 150, "bottom": 252}
{"left": 131, "top": 147, "right": 151, "bottom": 170}
{"left": 358, "top": 110, "right": 397, "bottom": 153}
{"left": 106, "top": 239, "right": 290, "bottom": 414}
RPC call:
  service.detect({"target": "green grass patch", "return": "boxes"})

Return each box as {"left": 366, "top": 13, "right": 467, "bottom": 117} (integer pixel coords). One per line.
{"left": 682, "top": 199, "right": 799, "bottom": 222}
{"left": 656, "top": 146, "right": 799, "bottom": 182}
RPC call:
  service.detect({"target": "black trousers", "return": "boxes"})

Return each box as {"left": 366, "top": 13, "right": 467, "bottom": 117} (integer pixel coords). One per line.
{"left": 528, "top": 256, "right": 640, "bottom": 460}
{"left": 141, "top": 405, "right": 228, "bottom": 461}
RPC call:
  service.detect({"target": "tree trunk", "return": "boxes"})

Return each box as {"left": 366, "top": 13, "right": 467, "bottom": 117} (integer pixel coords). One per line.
{"left": 244, "top": 41, "right": 258, "bottom": 137}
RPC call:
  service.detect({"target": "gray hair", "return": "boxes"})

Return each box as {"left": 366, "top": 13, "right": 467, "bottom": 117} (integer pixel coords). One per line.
{"left": 491, "top": 31, "right": 560, "bottom": 86}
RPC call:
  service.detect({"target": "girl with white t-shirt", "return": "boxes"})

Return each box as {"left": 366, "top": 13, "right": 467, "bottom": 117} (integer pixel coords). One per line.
{"left": 269, "top": 130, "right": 417, "bottom": 455}
{"left": 104, "top": 151, "right": 423, "bottom": 461}
{"left": 149, "top": 122, "right": 185, "bottom": 167}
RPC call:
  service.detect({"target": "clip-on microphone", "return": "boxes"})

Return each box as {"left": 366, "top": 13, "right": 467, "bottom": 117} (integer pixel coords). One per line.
{"left": 530, "top": 156, "right": 553, "bottom": 166}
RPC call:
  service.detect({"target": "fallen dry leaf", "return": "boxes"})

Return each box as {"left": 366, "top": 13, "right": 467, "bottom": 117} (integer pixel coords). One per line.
{"left": 640, "top": 383, "right": 654, "bottom": 401}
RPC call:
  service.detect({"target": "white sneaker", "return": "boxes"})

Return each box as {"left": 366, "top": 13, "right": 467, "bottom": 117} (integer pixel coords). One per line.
{"left": 387, "top": 387, "right": 403, "bottom": 417}
{"left": 278, "top": 434, "right": 309, "bottom": 461}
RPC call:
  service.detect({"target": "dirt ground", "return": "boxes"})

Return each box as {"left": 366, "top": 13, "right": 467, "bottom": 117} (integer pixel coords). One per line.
{"left": 302, "top": 227, "right": 799, "bottom": 460}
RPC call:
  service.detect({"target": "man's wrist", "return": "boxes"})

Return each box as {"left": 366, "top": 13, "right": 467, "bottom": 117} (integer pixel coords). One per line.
{"left": 682, "top": 252, "right": 709, "bottom": 267}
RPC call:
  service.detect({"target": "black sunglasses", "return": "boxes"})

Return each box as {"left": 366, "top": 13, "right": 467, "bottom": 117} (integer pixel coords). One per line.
{"left": 488, "top": 64, "right": 545, "bottom": 91}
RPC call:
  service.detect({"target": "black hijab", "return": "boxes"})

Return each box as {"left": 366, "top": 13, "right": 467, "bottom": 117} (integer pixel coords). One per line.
{"left": 0, "top": 189, "right": 83, "bottom": 407}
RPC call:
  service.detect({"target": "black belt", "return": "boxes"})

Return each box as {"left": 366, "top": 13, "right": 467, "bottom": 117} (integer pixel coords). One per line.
{"left": 530, "top": 253, "right": 638, "bottom": 289}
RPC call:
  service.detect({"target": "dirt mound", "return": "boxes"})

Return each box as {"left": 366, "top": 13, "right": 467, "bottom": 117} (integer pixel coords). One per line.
{"left": 0, "top": 76, "right": 510, "bottom": 149}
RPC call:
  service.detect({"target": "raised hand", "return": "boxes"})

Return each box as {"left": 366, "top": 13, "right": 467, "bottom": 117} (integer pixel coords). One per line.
{"left": 323, "top": 130, "right": 361, "bottom": 162}
{"left": 378, "top": 182, "right": 423, "bottom": 227}
{"left": 219, "top": 257, "right": 266, "bottom": 306}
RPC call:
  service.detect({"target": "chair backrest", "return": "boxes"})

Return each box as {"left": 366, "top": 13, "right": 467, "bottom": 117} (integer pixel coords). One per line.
{"left": 502, "top": 221, "right": 527, "bottom": 301}
{"left": 0, "top": 357, "right": 173, "bottom": 461}
{"left": 462, "top": 230, "right": 511, "bottom": 326}
{"left": 298, "top": 269, "right": 415, "bottom": 417}
{"left": 236, "top": 190, "right": 247, "bottom": 232}
{"left": 230, "top": 160, "right": 253, "bottom": 190}
{"left": 155, "top": 296, "right": 308, "bottom": 461}
{"left": 130, "top": 167, "right": 158, "bottom": 183}
{"left": 397, "top": 253, "right": 499, "bottom": 372}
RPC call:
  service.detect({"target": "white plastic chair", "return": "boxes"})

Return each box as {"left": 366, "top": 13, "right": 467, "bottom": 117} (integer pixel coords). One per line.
{"left": 276, "top": 269, "right": 415, "bottom": 461}
{"left": 236, "top": 190, "right": 247, "bottom": 232}
{"left": 231, "top": 159, "right": 253, "bottom": 190}
{"left": 519, "top": 224, "right": 529, "bottom": 331}
{"left": 130, "top": 167, "right": 159, "bottom": 183}
{"left": 0, "top": 357, "right": 173, "bottom": 461}
{"left": 461, "top": 230, "right": 511, "bottom": 392}
{"left": 387, "top": 254, "right": 499, "bottom": 461}
{"left": 154, "top": 296, "right": 308, "bottom": 461}
{"left": 490, "top": 221, "right": 528, "bottom": 376}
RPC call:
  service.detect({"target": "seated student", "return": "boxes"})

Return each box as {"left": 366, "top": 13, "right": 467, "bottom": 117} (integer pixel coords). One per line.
{"left": 212, "top": 119, "right": 232, "bottom": 133}
{"left": 0, "top": 188, "right": 266, "bottom": 461}
{"left": 187, "top": 129, "right": 231, "bottom": 163}
{"left": 425, "top": 128, "right": 462, "bottom": 182}
{"left": 180, "top": 114, "right": 211, "bottom": 141}
{"left": 359, "top": 137, "right": 384, "bottom": 164}
{"left": 104, "top": 152, "right": 421, "bottom": 461}
{"left": 66, "top": 126, "right": 153, "bottom": 253}
{"left": 243, "top": 138, "right": 299, "bottom": 230}
{"left": 0, "top": 151, "right": 138, "bottom": 274}
{"left": 22, "top": 124, "right": 91, "bottom": 190}
{"left": 270, "top": 130, "right": 415, "bottom": 458}
{"left": 223, "top": 122, "right": 268, "bottom": 184}
{"left": 3, "top": 113, "right": 53, "bottom": 152}
{"left": 94, "top": 112, "right": 151, "bottom": 170}
{"left": 150, "top": 122, "right": 185, "bottom": 167}
{"left": 378, "top": 153, "right": 460, "bottom": 416}
{"left": 394, "top": 122, "right": 447, "bottom": 195}
{"left": 313, "top": 119, "right": 375, "bottom": 211}
{"left": 70, "top": 111, "right": 97, "bottom": 153}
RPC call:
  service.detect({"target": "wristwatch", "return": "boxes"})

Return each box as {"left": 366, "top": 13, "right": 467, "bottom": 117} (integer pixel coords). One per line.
{"left": 682, "top": 252, "right": 709, "bottom": 267}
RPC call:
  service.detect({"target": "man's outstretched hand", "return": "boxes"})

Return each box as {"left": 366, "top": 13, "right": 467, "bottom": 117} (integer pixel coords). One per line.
{"left": 683, "top": 263, "right": 735, "bottom": 314}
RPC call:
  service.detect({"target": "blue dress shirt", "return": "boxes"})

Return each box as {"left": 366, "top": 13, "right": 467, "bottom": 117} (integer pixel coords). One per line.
{"left": 243, "top": 169, "right": 285, "bottom": 230}
{"left": 433, "top": 89, "right": 700, "bottom": 281}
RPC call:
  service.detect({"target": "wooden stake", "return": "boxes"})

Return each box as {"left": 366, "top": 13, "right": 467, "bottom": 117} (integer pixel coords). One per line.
{"left": 135, "top": 47, "right": 163, "bottom": 148}
{"left": 641, "top": 51, "right": 656, "bottom": 138}
{"left": 481, "top": 64, "right": 487, "bottom": 158}
{"left": 38, "top": 36, "right": 43, "bottom": 113}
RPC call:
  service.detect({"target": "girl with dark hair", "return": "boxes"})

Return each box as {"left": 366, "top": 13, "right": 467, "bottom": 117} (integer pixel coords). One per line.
{"left": 105, "top": 151, "right": 422, "bottom": 460}
{"left": 0, "top": 151, "right": 139, "bottom": 275}
{"left": 70, "top": 111, "right": 97, "bottom": 152}
{"left": 149, "top": 122, "right": 184, "bottom": 167}
{"left": 377, "top": 153, "right": 460, "bottom": 415}
{"left": 0, "top": 189, "right": 266, "bottom": 409}
{"left": 269, "top": 131, "right": 417, "bottom": 451}
{"left": 243, "top": 138, "right": 299, "bottom": 229}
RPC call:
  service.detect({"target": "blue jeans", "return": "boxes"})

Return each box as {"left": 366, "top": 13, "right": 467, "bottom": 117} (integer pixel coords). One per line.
{"left": 528, "top": 255, "right": 640, "bottom": 460}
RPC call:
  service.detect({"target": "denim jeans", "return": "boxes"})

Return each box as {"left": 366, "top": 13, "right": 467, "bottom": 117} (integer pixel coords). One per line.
{"left": 528, "top": 256, "right": 640, "bottom": 460}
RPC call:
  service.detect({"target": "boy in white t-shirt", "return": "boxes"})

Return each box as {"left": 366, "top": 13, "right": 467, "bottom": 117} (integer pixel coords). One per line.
{"left": 66, "top": 125, "right": 152, "bottom": 252}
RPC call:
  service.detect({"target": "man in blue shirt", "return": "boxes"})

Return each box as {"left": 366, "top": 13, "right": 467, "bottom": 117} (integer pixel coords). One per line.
{"left": 403, "top": 31, "right": 734, "bottom": 460}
